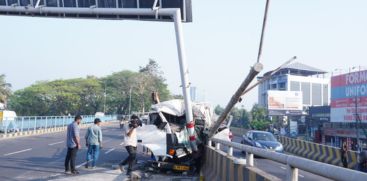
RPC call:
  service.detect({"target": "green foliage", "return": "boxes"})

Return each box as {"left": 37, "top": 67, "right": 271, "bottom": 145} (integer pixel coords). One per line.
{"left": 9, "top": 60, "right": 171, "bottom": 116}
{"left": 214, "top": 105, "right": 250, "bottom": 128}
{"left": 214, "top": 105, "right": 224, "bottom": 115}
{"left": 249, "top": 120, "right": 269, "bottom": 130}
{"left": 0, "top": 74, "right": 12, "bottom": 104}
{"left": 249, "top": 104, "right": 271, "bottom": 130}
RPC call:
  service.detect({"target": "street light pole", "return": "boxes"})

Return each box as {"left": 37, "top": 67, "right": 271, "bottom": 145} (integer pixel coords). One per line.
{"left": 103, "top": 81, "right": 107, "bottom": 113}
{"left": 128, "top": 87, "right": 132, "bottom": 118}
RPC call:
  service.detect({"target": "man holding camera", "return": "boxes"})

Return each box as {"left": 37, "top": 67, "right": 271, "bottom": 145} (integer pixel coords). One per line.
{"left": 119, "top": 115, "right": 140, "bottom": 175}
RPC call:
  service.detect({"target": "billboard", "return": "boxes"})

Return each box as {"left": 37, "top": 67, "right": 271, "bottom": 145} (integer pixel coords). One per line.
{"left": 331, "top": 70, "right": 367, "bottom": 123}
{"left": 267, "top": 90, "right": 303, "bottom": 116}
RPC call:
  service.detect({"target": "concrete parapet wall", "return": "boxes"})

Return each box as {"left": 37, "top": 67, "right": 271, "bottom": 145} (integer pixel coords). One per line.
{"left": 202, "top": 146, "right": 280, "bottom": 181}
{"left": 278, "top": 136, "right": 358, "bottom": 169}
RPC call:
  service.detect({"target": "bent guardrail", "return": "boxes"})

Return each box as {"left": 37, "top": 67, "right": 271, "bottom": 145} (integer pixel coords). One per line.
{"left": 210, "top": 138, "right": 367, "bottom": 181}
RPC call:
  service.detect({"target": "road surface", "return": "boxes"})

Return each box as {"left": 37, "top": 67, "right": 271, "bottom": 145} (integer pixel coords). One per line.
{"left": 0, "top": 122, "right": 146, "bottom": 181}
{"left": 231, "top": 136, "right": 333, "bottom": 181}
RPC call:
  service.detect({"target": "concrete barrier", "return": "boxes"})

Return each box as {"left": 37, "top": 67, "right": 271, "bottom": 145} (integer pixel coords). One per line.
{"left": 278, "top": 136, "right": 358, "bottom": 169}
{"left": 202, "top": 146, "right": 280, "bottom": 181}
{"left": 0, "top": 121, "right": 118, "bottom": 140}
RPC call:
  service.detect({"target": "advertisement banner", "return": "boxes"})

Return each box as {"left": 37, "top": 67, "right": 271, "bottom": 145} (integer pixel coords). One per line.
{"left": 331, "top": 70, "right": 367, "bottom": 123}
{"left": 267, "top": 90, "right": 303, "bottom": 111}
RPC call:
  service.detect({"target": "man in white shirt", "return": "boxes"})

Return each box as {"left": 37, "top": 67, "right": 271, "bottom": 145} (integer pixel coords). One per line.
{"left": 119, "top": 115, "right": 139, "bottom": 175}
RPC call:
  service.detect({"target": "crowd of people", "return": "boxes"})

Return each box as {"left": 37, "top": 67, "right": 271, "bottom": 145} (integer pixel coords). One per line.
{"left": 63, "top": 114, "right": 140, "bottom": 177}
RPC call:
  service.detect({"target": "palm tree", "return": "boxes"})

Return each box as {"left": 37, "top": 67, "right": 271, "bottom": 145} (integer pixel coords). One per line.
{"left": 0, "top": 74, "right": 12, "bottom": 107}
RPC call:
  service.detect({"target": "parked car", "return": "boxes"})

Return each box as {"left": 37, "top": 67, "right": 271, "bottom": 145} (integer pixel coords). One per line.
{"left": 241, "top": 130, "right": 283, "bottom": 153}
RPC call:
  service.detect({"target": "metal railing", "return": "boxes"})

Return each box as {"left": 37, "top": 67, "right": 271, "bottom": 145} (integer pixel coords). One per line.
{"left": 210, "top": 138, "right": 367, "bottom": 181}
{"left": 0, "top": 115, "right": 117, "bottom": 135}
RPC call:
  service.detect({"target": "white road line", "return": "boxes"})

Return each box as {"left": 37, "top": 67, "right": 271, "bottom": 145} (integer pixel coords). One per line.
{"left": 48, "top": 141, "right": 64, "bottom": 146}
{"left": 76, "top": 160, "right": 92, "bottom": 168}
{"left": 4, "top": 148, "right": 32, "bottom": 156}
{"left": 280, "top": 166, "right": 287, "bottom": 170}
{"left": 299, "top": 174, "right": 305, "bottom": 178}
{"left": 105, "top": 148, "right": 115, "bottom": 155}
{"left": 120, "top": 142, "right": 124, "bottom": 146}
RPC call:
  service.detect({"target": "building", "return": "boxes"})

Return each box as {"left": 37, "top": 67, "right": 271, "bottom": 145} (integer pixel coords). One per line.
{"left": 325, "top": 69, "right": 367, "bottom": 149}
{"left": 258, "top": 62, "right": 330, "bottom": 109}
{"left": 258, "top": 62, "right": 330, "bottom": 137}
{"left": 307, "top": 106, "right": 331, "bottom": 143}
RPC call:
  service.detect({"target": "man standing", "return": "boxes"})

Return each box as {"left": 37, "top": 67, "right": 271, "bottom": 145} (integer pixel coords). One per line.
{"left": 85, "top": 118, "right": 103, "bottom": 169}
{"left": 340, "top": 142, "right": 348, "bottom": 168}
{"left": 65, "top": 115, "right": 82, "bottom": 174}
{"left": 119, "top": 115, "right": 139, "bottom": 175}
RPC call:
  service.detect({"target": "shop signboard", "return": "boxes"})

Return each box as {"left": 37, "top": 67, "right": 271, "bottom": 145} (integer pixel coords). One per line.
{"left": 331, "top": 70, "right": 367, "bottom": 123}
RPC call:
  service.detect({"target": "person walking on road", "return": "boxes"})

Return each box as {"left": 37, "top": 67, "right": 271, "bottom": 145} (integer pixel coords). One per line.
{"left": 64, "top": 115, "right": 82, "bottom": 174}
{"left": 119, "top": 115, "right": 140, "bottom": 175}
{"left": 341, "top": 142, "right": 349, "bottom": 168}
{"left": 85, "top": 118, "right": 103, "bottom": 169}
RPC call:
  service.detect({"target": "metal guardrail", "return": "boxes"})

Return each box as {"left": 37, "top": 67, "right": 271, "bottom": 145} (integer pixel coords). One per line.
{"left": 210, "top": 138, "right": 367, "bottom": 181}
{"left": 0, "top": 115, "right": 117, "bottom": 135}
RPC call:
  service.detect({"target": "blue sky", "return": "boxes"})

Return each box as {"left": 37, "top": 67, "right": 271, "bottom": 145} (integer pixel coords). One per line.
{"left": 1, "top": 0, "right": 367, "bottom": 110}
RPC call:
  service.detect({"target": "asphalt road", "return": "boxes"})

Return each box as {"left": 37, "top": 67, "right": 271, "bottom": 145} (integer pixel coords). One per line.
{"left": 0, "top": 123, "right": 335, "bottom": 181}
{"left": 231, "top": 136, "right": 333, "bottom": 181}
{"left": 0, "top": 122, "right": 147, "bottom": 181}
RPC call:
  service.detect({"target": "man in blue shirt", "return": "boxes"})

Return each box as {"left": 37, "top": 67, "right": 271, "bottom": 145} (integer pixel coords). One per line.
{"left": 85, "top": 118, "right": 103, "bottom": 169}
{"left": 64, "top": 115, "right": 82, "bottom": 174}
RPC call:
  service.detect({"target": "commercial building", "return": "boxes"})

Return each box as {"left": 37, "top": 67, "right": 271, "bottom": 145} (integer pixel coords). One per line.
{"left": 258, "top": 62, "right": 330, "bottom": 109}
{"left": 325, "top": 70, "right": 367, "bottom": 149}
{"left": 258, "top": 62, "right": 330, "bottom": 137}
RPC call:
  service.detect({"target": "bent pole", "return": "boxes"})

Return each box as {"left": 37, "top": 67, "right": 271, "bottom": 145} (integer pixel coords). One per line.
{"left": 208, "top": 63, "right": 263, "bottom": 138}
{"left": 173, "top": 9, "right": 197, "bottom": 151}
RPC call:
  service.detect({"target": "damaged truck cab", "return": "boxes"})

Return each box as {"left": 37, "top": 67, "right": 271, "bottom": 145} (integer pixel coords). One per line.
{"left": 136, "top": 99, "right": 231, "bottom": 173}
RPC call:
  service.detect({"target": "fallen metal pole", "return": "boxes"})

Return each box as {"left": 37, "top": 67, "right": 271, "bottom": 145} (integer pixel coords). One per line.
{"left": 208, "top": 62, "right": 263, "bottom": 138}
{"left": 240, "top": 56, "right": 296, "bottom": 98}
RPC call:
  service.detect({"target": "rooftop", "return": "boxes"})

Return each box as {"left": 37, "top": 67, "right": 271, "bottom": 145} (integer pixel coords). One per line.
{"left": 263, "top": 62, "right": 327, "bottom": 77}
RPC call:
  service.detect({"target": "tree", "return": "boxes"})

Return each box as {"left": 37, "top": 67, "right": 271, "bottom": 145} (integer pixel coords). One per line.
{"left": 214, "top": 105, "right": 224, "bottom": 115}
{"left": 250, "top": 104, "right": 271, "bottom": 130}
{"left": 0, "top": 74, "right": 12, "bottom": 107}
{"left": 9, "top": 61, "right": 171, "bottom": 116}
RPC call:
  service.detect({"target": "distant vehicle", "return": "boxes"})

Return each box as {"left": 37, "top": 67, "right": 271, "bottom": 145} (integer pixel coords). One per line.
{"left": 0, "top": 110, "right": 19, "bottom": 133}
{"left": 241, "top": 130, "right": 283, "bottom": 153}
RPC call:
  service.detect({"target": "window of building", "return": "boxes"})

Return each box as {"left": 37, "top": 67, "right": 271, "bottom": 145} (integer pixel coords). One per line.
{"left": 301, "top": 82, "right": 311, "bottom": 105}
{"left": 323, "top": 84, "right": 329, "bottom": 105}
{"left": 278, "top": 82, "right": 286, "bottom": 90}
{"left": 271, "top": 84, "right": 277, "bottom": 89}
{"left": 290, "top": 81, "right": 300, "bottom": 91}
{"left": 312, "top": 83, "right": 322, "bottom": 105}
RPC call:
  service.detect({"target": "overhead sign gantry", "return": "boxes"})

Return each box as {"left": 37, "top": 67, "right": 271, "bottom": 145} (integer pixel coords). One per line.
{"left": 0, "top": 0, "right": 192, "bottom": 22}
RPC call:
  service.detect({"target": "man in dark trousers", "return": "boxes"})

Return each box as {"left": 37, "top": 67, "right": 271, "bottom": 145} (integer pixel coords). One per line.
{"left": 119, "top": 115, "right": 140, "bottom": 175}
{"left": 340, "top": 142, "right": 348, "bottom": 168}
{"left": 65, "top": 115, "right": 82, "bottom": 174}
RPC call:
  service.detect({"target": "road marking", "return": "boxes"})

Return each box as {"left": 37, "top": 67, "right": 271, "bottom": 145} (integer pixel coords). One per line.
{"left": 280, "top": 166, "right": 287, "bottom": 170}
{"left": 120, "top": 142, "right": 124, "bottom": 146}
{"left": 299, "top": 174, "right": 305, "bottom": 178}
{"left": 105, "top": 148, "right": 115, "bottom": 155}
{"left": 76, "top": 160, "right": 92, "bottom": 168}
{"left": 48, "top": 141, "right": 64, "bottom": 146}
{"left": 4, "top": 148, "right": 32, "bottom": 156}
